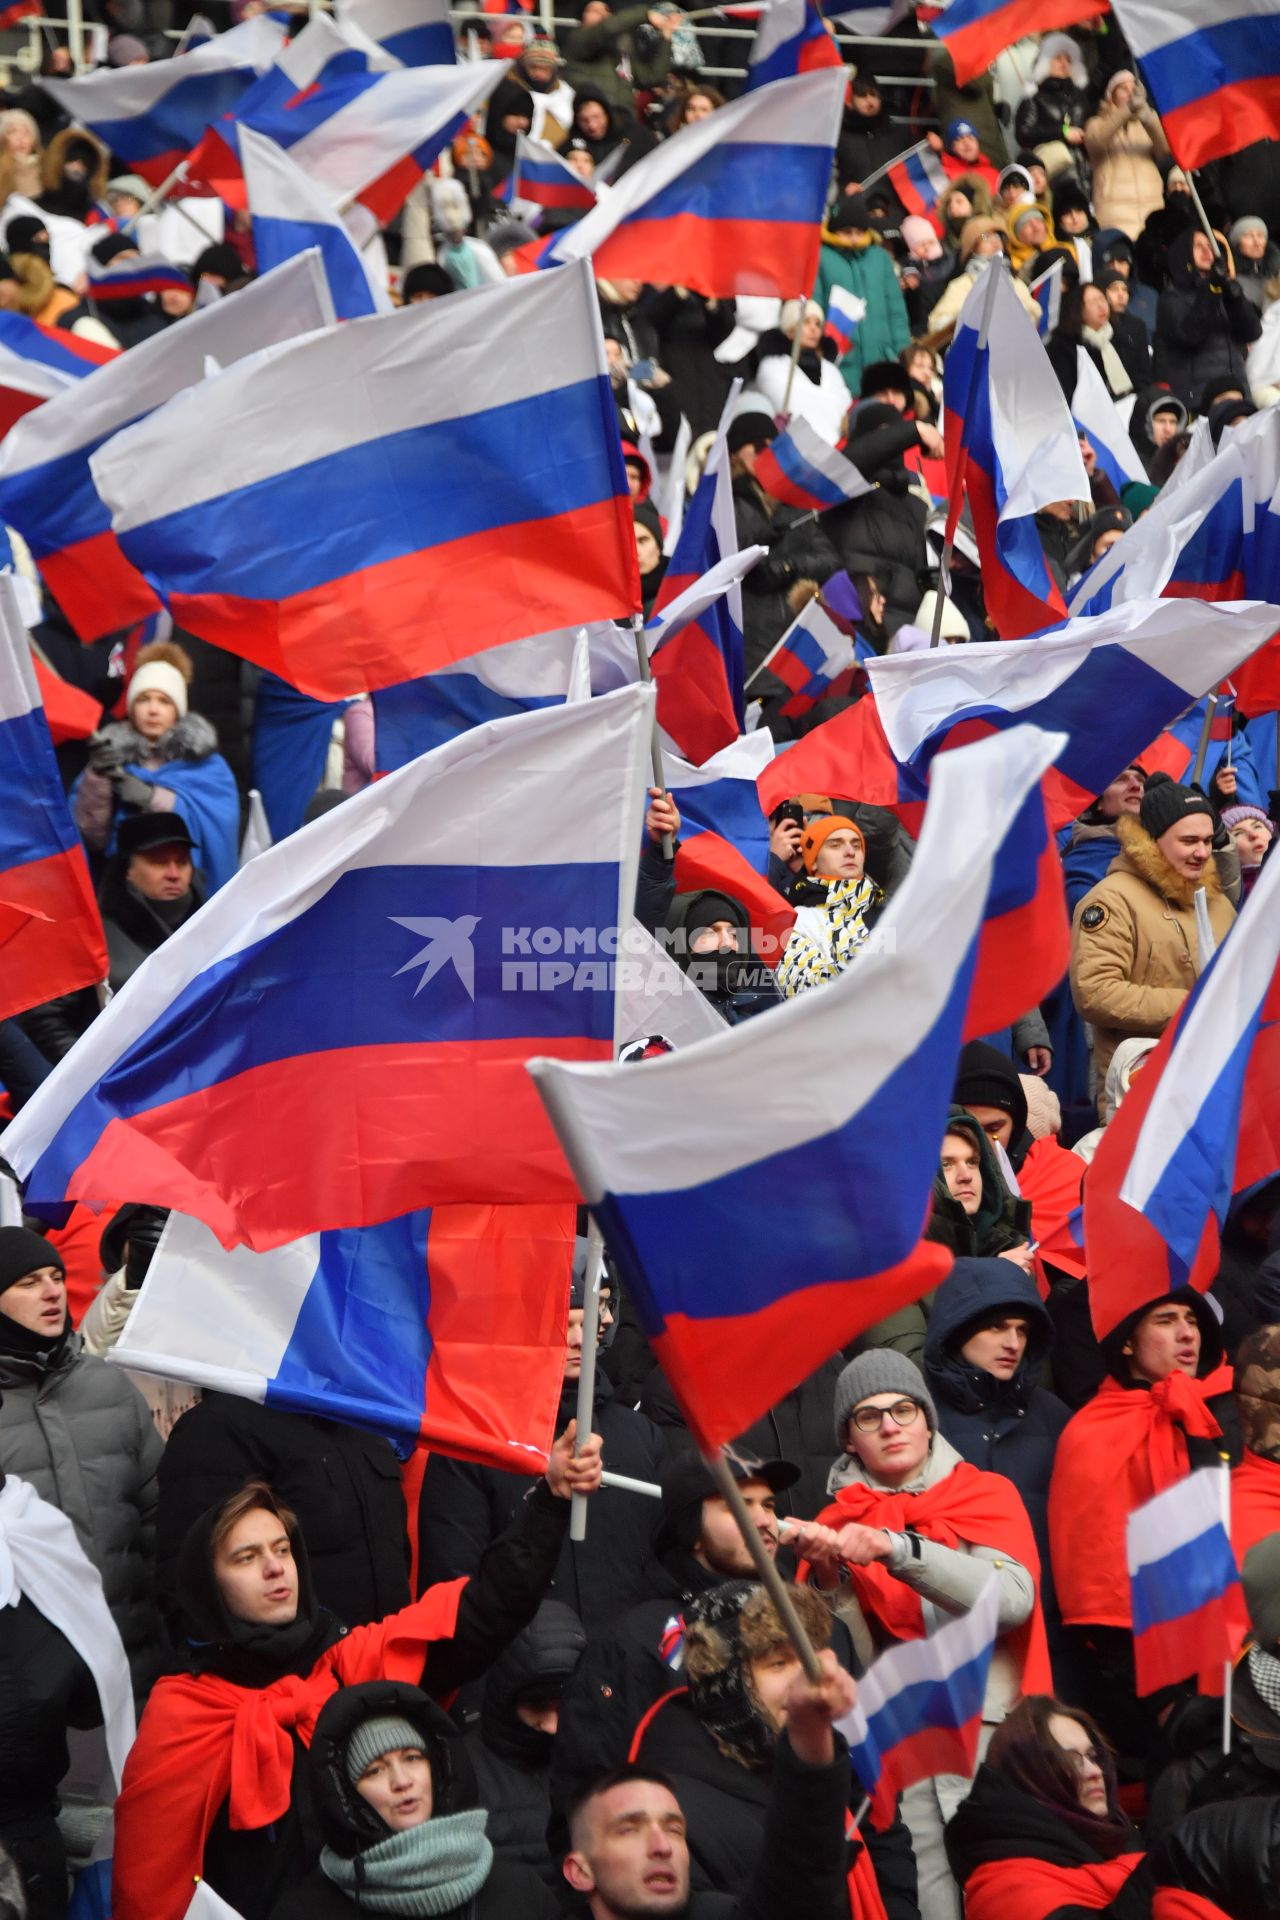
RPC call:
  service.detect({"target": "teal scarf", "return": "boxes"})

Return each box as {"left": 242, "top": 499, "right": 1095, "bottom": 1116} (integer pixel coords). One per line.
{"left": 320, "top": 1809, "right": 493, "bottom": 1915}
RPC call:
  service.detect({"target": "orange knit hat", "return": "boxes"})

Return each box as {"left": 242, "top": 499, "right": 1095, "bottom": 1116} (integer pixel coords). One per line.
{"left": 800, "top": 814, "right": 864, "bottom": 873}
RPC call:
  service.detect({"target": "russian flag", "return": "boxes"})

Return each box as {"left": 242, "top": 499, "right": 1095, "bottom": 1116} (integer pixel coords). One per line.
{"left": 31, "top": 652, "right": 103, "bottom": 746}
{"left": 942, "top": 264, "right": 1089, "bottom": 640}
{"left": 745, "top": 0, "right": 845, "bottom": 89}
{"left": 86, "top": 255, "right": 193, "bottom": 303}
{"left": 1084, "top": 843, "right": 1280, "bottom": 1341}
{"left": 336, "top": 0, "right": 456, "bottom": 65}
{"left": 240, "top": 124, "right": 386, "bottom": 320}
{"left": 1110, "top": 0, "right": 1280, "bottom": 169}
{"left": 886, "top": 140, "right": 950, "bottom": 219}
{"left": 372, "top": 622, "right": 637, "bottom": 772}
{"left": 866, "top": 598, "right": 1280, "bottom": 831}
{"left": 664, "top": 728, "right": 776, "bottom": 876}
{"left": 752, "top": 416, "right": 872, "bottom": 513}
{"left": 528, "top": 724, "right": 1062, "bottom": 1452}
{"left": 1071, "top": 347, "right": 1148, "bottom": 495}
{"left": 932, "top": 0, "right": 1107, "bottom": 85}
{"left": 1030, "top": 257, "right": 1063, "bottom": 340}
{"left": 839, "top": 1575, "right": 1000, "bottom": 1827}
{"left": 0, "top": 311, "right": 116, "bottom": 439}
{"left": 544, "top": 69, "right": 846, "bottom": 300}
{"left": 1128, "top": 1470, "right": 1248, "bottom": 1696}
{"left": 511, "top": 134, "right": 597, "bottom": 218}
{"left": 1134, "top": 691, "right": 1235, "bottom": 789}
{"left": 757, "top": 688, "right": 926, "bottom": 830}
{"left": 40, "top": 15, "right": 286, "bottom": 186}
{"left": 824, "top": 284, "right": 865, "bottom": 359}
{"left": 758, "top": 597, "right": 857, "bottom": 717}
{"left": 90, "top": 263, "right": 640, "bottom": 700}
{"left": 0, "top": 578, "right": 107, "bottom": 1024}
{"left": 0, "top": 253, "right": 333, "bottom": 646}
{"left": 0, "top": 684, "right": 655, "bottom": 1250}
{"left": 113, "top": 1205, "right": 571, "bottom": 1470}
{"left": 1071, "top": 437, "right": 1264, "bottom": 619}
{"left": 649, "top": 407, "right": 750, "bottom": 766}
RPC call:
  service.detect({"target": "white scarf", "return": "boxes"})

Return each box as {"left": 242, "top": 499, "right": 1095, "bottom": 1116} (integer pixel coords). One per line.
{"left": 0, "top": 1475, "right": 136, "bottom": 1787}
{"left": 1082, "top": 320, "right": 1132, "bottom": 398}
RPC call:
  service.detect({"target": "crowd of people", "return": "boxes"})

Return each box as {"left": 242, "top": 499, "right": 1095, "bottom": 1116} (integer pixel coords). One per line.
{"left": 0, "top": 3, "right": 1278, "bottom": 1919}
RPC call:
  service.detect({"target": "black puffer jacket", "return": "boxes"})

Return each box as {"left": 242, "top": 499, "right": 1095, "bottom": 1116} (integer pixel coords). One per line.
{"left": 465, "top": 1598, "right": 585, "bottom": 1881}
{"left": 734, "top": 474, "right": 840, "bottom": 678}
{"left": 418, "top": 1374, "right": 665, "bottom": 1632}
{"left": 270, "top": 1681, "right": 563, "bottom": 1920}
{"left": 1014, "top": 76, "right": 1090, "bottom": 151}
{"left": 1153, "top": 230, "right": 1262, "bottom": 407}
{"left": 155, "top": 1392, "right": 411, "bottom": 1638}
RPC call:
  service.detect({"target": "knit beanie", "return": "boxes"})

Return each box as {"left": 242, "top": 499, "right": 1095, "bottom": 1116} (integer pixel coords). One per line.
{"left": 800, "top": 814, "right": 863, "bottom": 873}
{"left": 0, "top": 1227, "right": 64, "bottom": 1293}
{"left": 90, "top": 230, "right": 139, "bottom": 268}
{"left": 726, "top": 410, "right": 777, "bottom": 454}
{"left": 1222, "top": 803, "right": 1276, "bottom": 840}
{"left": 833, "top": 1349, "right": 936, "bottom": 1448}
{"left": 901, "top": 214, "right": 942, "bottom": 258}
{"left": 1019, "top": 1074, "right": 1061, "bottom": 1141}
{"left": 1243, "top": 1534, "right": 1280, "bottom": 1652}
{"left": 1139, "top": 771, "right": 1214, "bottom": 842}
{"left": 953, "top": 1038, "right": 1028, "bottom": 1141}
{"left": 1230, "top": 215, "right": 1268, "bottom": 248}
{"left": 344, "top": 1715, "right": 425, "bottom": 1783}
{"left": 127, "top": 660, "right": 188, "bottom": 719}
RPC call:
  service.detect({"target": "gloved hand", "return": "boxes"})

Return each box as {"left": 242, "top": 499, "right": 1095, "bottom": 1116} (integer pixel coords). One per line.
{"left": 109, "top": 770, "right": 154, "bottom": 811}
{"left": 87, "top": 731, "right": 126, "bottom": 777}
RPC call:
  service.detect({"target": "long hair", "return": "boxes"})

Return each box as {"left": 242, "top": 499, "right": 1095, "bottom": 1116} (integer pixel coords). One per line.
{"left": 986, "top": 1696, "right": 1136, "bottom": 1858}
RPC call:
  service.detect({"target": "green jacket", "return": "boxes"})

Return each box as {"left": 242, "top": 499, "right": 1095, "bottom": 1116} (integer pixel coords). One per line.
{"left": 812, "top": 237, "right": 910, "bottom": 395}
{"left": 563, "top": 4, "right": 671, "bottom": 114}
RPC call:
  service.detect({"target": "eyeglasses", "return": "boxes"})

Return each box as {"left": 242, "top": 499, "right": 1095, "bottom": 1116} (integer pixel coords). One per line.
{"left": 850, "top": 1398, "right": 922, "bottom": 1433}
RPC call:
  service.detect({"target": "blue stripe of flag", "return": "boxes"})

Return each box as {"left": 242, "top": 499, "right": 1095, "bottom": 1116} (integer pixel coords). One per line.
{"left": 1131, "top": 1524, "right": 1240, "bottom": 1636}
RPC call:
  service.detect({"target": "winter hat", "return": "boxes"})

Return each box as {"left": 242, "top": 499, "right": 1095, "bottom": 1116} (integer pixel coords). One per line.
{"left": 106, "top": 32, "right": 148, "bottom": 63}
{"left": 1096, "top": 267, "right": 1129, "bottom": 294}
{"left": 1029, "top": 244, "right": 1079, "bottom": 286}
{"left": 779, "top": 297, "right": 823, "bottom": 338}
{"left": 900, "top": 213, "right": 943, "bottom": 259}
{"left": 107, "top": 173, "right": 149, "bottom": 202}
{"left": 90, "top": 230, "right": 138, "bottom": 268}
{"left": 1243, "top": 1534, "right": 1280, "bottom": 1652}
{"left": 726, "top": 410, "right": 778, "bottom": 454}
{"left": 833, "top": 1349, "right": 936, "bottom": 1448}
{"left": 1230, "top": 215, "right": 1268, "bottom": 247}
{"left": 1051, "top": 179, "right": 1091, "bottom": 224}
{"left": 343, "top": 1715, "right": 424, "bottom": 1783}
{"left": 1121, "top": 479, "right": 1160, "bottom": 517}
{"left": 1012, "top": 204, "right": 1047, "bottom": 237}
{"left": 945, "top": 117, "right": 978, "bottom": 146}
{"left": 860, "top": 358, "right": 911, "bottom": 403}
{"left": 127, "top": 659, "right": 188, "bottom": 719}
{"left": 800, "top": 813, "right": 863, "bottom": 873}
{"left": 958, "top": 216, "right": 1006, "bottom": 264}
{"left": 848, "top": 399, "right": 904, "bottom": 442}
{"left": 192, "top": 243, "right": 242, "bottom": 285}
{"left": 401, "top": 263, "right": 452, "bottom": 302}
{"left": 1146, "top": 396, "right": 1188, "bottom": 438}
{"left": 953, "top": 1038, "right": 1029, "bottom": 1142}
{"left": 520, "top": 32, "right": 562, "bottom": 62}
{"left": 1222, "top": 803, "right": 1276, "bottom": 842}
{"left": 632, "top": 498, "right": 663, "bottom": 552}
{"left": 828, "top": 192, "right": 872, "bottom": 232}
{"left": 1209, "top": 394, "right": 1255, "bottom": 447}
{"left": 1139, "top": 770, "right": 1214, "bottom": 842}
{"left": 913, "top": 589, "right": 969, "bottom": 640}
{"left": 0, "top": 1227, "right": 64, "bottom": 1294}
{"left": 680, "top": 890, "right": 744, "bottom": 940}
{"left": 997, "top": 163, "right": 1032, "bottom": 196}
{"left": 1235, "top": 1325, "right": 1280, "bottom": 1464}
{"left": 684, "top": 1581, "right": 831, "bottom": 1769}
{"left": 1019, "top": 1074, "right": 1061, "bottom": 1141}
{"left": 5, "top": 216, "right": 49, "bottom": 261}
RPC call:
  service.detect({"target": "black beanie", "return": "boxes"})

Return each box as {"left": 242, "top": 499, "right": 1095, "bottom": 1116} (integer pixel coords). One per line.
{"left": 726, "top": 410, "right": 777, "bottom": 454}
{"left": 681, "top": 891, "right": 744, "bottom": 937}
{"left": 0, "top": 1227, "right": 65, "bottom": 1294}
{"left": 830, "top": 192, "right": 872, "bottom": 232}
{"left": 1139, "top": 771, "right": 1215, "bottom": 842}
{"left": 90, "top": 231, "right": 139, "bottom": 268}
{"left": 953, "top": 1040, "right": 1028, "bottom": 1141}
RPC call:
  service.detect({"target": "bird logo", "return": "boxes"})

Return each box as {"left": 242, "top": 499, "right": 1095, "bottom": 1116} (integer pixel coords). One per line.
{"left": 390, "top": 915, "right": 481, "bottom": 1002}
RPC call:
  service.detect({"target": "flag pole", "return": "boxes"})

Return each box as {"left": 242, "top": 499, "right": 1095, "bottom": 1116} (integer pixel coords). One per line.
{"left": 707, "top": 1450, "right": 824, "bottom": 1683}
{"left": 781, "top": 295, "right": 807, "bottom": 419}
{"left": 854, "top": 139, "right": 924, "bottom": 196}
{"left": 931, "top": 259, "right": 998, "bottom": 646}
{"left": 1190, "top": 692, "right": 1219, "bottom": 788}
{"left": 569, "top": 1219, "right": 605, "bottom": 1543}
{"left": 132, "top": 159, "right": 192, "bottom": 223}
{"left": 631, "top": 613, "right": 674, "bottom": 860}
{"left": 1220, "top": 1461, "right": 1233, "bottom": 1755}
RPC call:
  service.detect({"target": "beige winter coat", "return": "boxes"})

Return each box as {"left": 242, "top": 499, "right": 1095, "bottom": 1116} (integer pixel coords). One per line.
{"left": 1070, "top": 816, "right": 1235, "bottom": 1092}
{"left": 1084, "top": 87, "right": 1170, "bottom": 240}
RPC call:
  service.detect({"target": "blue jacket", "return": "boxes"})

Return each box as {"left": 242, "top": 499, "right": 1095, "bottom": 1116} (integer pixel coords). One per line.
{"left": 922, "top": 1258, "right": 1071, "bottom": 1570}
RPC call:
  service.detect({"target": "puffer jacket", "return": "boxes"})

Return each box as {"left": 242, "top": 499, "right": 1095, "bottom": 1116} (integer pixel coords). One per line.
{"left": 922, "top": 1258, "right": 1071, "bottom": 1573}
{"left": 811, "top": 235, "right": 909, "bottom": 394}
{"left": 465, "top": 1598, "right": 585, "bottom": 1881}
{"left": 1070, "top": 816, "right": 1236, "bottom": 1090}
{"left": 1014, "top": 76, "right": 1090, "bottom": 153}
{"left": 0, "top": 1333, "right": 162, "bottom": 1694}
{"left": 1084, "top": 87, "right": 1170, "bottom": 239}
{"left": 1154, "top": 230, "right": 1263, "bottom": 408}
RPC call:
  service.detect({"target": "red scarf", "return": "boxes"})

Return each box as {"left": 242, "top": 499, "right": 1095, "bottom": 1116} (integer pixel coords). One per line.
{"left": 963, "top": 1854, "right": 1229, "bottom": 1920}
{"left": 814, "top": 1461, "right": 1053, "bottom": 1695}
{"left": 1049, "top": 1369, "right": 1231, "bottom": 1628}
{"left": 1231, "top": 1446, "right": 1280, "bottom": 1569}
{"left": 112, "top": 1580, "right": 466, "bottom": 1920}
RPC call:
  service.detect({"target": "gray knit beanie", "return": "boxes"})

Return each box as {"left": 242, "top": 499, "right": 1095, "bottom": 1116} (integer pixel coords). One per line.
{"left": 344, "top": 1715, "right": 425, "bottom": 1783}
{"left": 833, "top": 1350, "right": 937, "bottom": 1448}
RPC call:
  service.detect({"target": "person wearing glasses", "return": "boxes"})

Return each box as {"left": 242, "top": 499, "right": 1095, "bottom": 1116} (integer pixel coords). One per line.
{"left": 785, "top": 1350, "right": 1051, "bottom": 1920}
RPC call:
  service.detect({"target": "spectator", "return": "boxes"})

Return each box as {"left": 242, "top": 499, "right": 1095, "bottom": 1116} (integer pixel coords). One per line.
{"left": 79, "top": 1204, "right": 196, "bottom": 1441}
{"left": 776, "top": 815, "right": 885, "bottom": 996}
{"left": 633, "top": 499, "right": 667, "bottom": 615}
{"left": 665, "top": 888, "right": 782, "bottom": 1023}
{"left": 1130, "top": 388, "right": 1189, "bottom": 477}
{"left": 563, "top": 4, "right": 673, "bottom": 118}
{"left": 1050, "top": 282, "right": 1136, "bottom": 398}
{"left": 1097, "top": 265, "right": 1152, "bottom": 383}
{"left": 1061, "top": 761, "right": 1145, "bottom": 914}
{"left": 937, "top": 117, "right": 1001, "bottom": 197}
{"left": 0, "top": 109, "right": 43, "bottom": 200}
{"left": 938, "top": 176, "right": 996, "bottom": 251}
{"left": 754, "top": 299, "right": 852, "bottom": 447}
{"left": 729, "top": 412, "right": 840, "bottom": 673}
{"left": 1229, "top": 215, "right": 1280, "bottom": 313}
{"left": 1153, "top": 229, "right": 1262, "bottom": 407}
{"left": 1221, "top": 802, "right": 1275, "bottom": 898}
{"left": 1013, "top": 34, "right": 1090, "bottom": 164}
{"left": 926, "top": 225, "right": 1042, "bottom": 335}
{"left": 836, "top": 73, "right": 904, "bottom": 193}
{"left": 1070, "top": 773, "right": 1236, "bottom": 1096}
{"left": 36, "top": 130, "right": 108, "bottom": 223}
{"left": 1083, "top": 72, "right": 1170, "bottom": 241}
{"left": 0, "top": 1227, "right": 162, "bottom": 1699}
{"left": 926, "top": 47, "right": 1008, "bottom": 171}
{"left": 1229, "top": 1326, "right": 1280, "bottom": 1567}
{"left": 811, "top": 193, "right": 909, "bottom": 397}
{"left": 1071, "top": 1034, "right": 1157, "bottom": 1164}
{"left": 269, "top": 1679, "right": 564, "bottom": 1918}
{"left": 113, "top": 1440, "right": 603, "bottom": 1920}
{"left": 899, "top": 215, "right": 955, "bottom": 331}
{"left": 465, "top": 1599, "right": 585, "bottom": 1881}
{"left": 824, "top": 401, "right": 930, "bottom": 635}
{"left": 1051, "top": 180, "right": 1095, "bottom": 278}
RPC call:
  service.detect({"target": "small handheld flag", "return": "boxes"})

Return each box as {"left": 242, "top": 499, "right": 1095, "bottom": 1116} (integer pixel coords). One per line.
{"left": 87, "top": 255, "right": 192, "bottom": 303}
{"left": 745, "top": 0, "right": 845, "bottom": 89}
{"left": 1029, "top": 257, "right": 1063, "bottom": 339}
{"left": 510, "top": 133, "right": 597, "bottom": 219}
{"left": 886, "top": 139, "right": 950, "bottom": 218}
{"left": 753, "top": 416, "right": 872, "bottom": 513}
{"left": 757, "top": 596, "right": 857, "bottom": 717}
{"left": 838, "top": 1575, "right": 1000, "bottom": 1826}
{"left": 823, "top": 285, "right": 866, "bottom": 358}
{"left": 1128, "top": 1469, "right": 1248, "bottom": 1696}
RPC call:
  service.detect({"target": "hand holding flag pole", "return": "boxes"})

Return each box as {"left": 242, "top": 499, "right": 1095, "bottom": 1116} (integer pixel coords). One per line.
{"left": 570, "top": 1220, "right": 606, "bottom": 1543}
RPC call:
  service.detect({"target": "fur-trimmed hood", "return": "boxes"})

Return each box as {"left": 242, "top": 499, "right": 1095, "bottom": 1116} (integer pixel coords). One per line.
{"left": 96, "top": 712, "right": 218, "bottom": 766}
{"left": 1114, "top": 814, "right": 1222, "bottom": 911}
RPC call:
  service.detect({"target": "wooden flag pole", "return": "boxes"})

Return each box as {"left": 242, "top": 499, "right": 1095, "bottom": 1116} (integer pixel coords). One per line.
{"left": 707, "top": 1450, "right": 824, "bottom": 1683}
